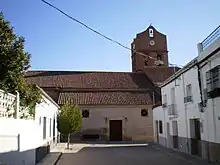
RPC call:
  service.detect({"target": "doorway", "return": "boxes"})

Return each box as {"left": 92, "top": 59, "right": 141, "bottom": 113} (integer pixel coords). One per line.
{"left": 172, "top": 121, "right": 179, "bottom": 149}
{"left": 190, "top": 119, "right": 201, "bottom": 155}
{"left": 155, "top": 120, "right": 159, "bottom": 143}
{"left": 167, "top": 122, "right": 171, "bottom": 148}
{"left": 109, "top": 120, "right": 122, "bottom": 141}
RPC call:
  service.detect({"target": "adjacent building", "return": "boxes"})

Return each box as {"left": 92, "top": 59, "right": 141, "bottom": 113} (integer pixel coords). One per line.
{"left": 153, "top": 25, "right": 220, "bottom": 163}
{"left": 0, "top": 87, "right": 59, "bottom": 165}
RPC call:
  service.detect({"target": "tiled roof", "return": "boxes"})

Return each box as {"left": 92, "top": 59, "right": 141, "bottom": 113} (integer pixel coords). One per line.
{"left": 58, "top": 91, "right": 153, "bottom": 105}
{"left": 144, "top": 67, "right": 181, "bottom": 84}
{"left": 25, "top": 71, "right": 155, "bottom": 89}
{"left": 25, "top": 70, "right": 161, "bottom": 105}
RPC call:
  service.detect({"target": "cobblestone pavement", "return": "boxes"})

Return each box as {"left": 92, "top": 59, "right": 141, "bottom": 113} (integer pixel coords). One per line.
{"left": 56, "top": 143, "right": 214, "bottom": 165}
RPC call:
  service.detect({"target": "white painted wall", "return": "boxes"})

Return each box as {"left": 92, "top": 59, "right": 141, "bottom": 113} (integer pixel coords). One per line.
{"left": 80, "top": 105, "right": 153, "bottom": 141}
{"left": 153, "top": 35, "right": 220, "bottom": 151}
{"left": 153, "top": 106, "right": 166, "bottom": 144}
{"left": 35, "top": 94, "right": 59, "bottom": 145}
{"left": 0, "top": 91, "right": 59, "bottom": 165}
{"left": 159, "top": 65, "right": 201, "bottom": 139}
{"left": 0, "top": 118, "right": 40, "bottom": 165}
{"left": 199, "top": 49, "right": 220, "bottom": 143}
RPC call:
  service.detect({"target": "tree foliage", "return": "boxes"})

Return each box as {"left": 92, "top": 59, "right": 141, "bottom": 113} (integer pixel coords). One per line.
{"left": 57, "top": 103, "right": 82, "bottom": 148}
{"left": 0, "top": 12, "right": 42, "bottom": 117}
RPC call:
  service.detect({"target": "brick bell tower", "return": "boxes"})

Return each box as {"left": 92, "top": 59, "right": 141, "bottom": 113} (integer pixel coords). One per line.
{"left": 131, "top": 26, "right": 169, "bottom": 72}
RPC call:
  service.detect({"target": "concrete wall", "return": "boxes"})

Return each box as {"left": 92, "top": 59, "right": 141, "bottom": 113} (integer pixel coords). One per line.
{"left": 0, "top": 118, "right": 40, "bottom": 165}
{"left": 79, "top": 105, "right": 153, "bottom": 141}
{"left": 153, "top": 106, "right": 167, "bottom": 146}
{"left": 0, "top": 93, "right": 59, "bottom": 165}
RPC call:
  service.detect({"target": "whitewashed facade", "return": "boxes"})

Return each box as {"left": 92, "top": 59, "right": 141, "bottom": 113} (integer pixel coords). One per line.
{"left": 153, "top": 25, "right": 220, "bottom": 163}
{"left": 197, "top": 26, "right": 220, "bottom": 162}
{"left": 0, "top": 87, "right": 59, "bottom": 165}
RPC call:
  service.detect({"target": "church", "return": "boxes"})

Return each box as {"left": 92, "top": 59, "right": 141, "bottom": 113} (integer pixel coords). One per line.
{"left": 25, "top": 26, "right": 179, "bottom": 141}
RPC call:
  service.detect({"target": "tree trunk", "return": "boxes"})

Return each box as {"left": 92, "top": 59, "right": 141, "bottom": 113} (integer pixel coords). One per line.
{"left": 67, "top": 133, "right": 70, "bottom": 149}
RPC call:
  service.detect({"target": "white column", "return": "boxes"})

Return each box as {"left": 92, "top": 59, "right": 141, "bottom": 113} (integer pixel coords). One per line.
{"left": 16, "top": 91, "right": 20, "bottom": 119}
{"left": 197, "top": 43, "right": 203, "bottom": 55}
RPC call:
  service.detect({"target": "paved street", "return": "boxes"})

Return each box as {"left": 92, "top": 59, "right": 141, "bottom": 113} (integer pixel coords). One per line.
{"left": 56, "top": 143, "right": 212, "bottom": 165}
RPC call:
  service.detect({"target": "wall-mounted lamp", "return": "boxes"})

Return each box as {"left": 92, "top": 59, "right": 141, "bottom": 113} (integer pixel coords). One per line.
{"left": 125, "top": 117, "right": 128, "bottom": 122}
{"left": 105, "top": 117, "right": 108, "bottom": 123}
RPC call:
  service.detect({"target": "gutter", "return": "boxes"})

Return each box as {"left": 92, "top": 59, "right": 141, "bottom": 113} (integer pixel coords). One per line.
{"left": 160, "top": 57, "right": 198, "bottom": 88}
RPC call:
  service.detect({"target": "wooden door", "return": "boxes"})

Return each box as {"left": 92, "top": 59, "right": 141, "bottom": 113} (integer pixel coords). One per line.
{"left": 109, "top": 120, "right": 122, "bottom": 141}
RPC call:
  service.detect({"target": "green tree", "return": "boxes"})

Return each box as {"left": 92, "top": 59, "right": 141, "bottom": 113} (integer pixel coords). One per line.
{"left": 0, "top": 12, "right": 41, "bottom": 117}
{"left": 57, "top": 103, "right": 82, "bottom": 149}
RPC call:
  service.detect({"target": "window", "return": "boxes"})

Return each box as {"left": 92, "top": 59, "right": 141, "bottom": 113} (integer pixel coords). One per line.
{"left": 206, "top": 65, "right": 220, "bottom": 98}
{"left": 184, "top": 84, "right": 193, "bottom": 103}
{"left": 149, "top": 28, "right": 154, "bottom": 38}
{"left": 132, "top": 44, "right": 135, "bottom": 49}
{"left": 157, "top": 54, "right": 162, "bottom": 61}
{"left": 82, "top": 110, "right": 89, "bottom": 118}
{"left": 144, "top": 60, "right": 148, "bottom": 66}
{"left": 144, "top": 57, "right": 148, "bottom": 66}
{"left": 162, "top": 94, "right": 167, "bottom": 104}
{"left": 171, "top": 87, "right": 175, "bottom": 104}
{"left": 141, "top": 109, "right": 148, "bottom": 117}
{"left": 39, "top": 117, "right": 41, "bottom": 125}
{"left": 43, "top": 117, "right": 47, "bottom": 140}
{"left": 159, "top": 120, "right": 163, "bottom": 134}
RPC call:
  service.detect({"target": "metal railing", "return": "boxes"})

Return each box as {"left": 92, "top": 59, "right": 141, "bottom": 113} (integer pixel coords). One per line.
{"left": 201, "top": 25, "right": 220, "bottom": 50}
{"left": 168, "top": 104, "right": 178, "bottom": 116}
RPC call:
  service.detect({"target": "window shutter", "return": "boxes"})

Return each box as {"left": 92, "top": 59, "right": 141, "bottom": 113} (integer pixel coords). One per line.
{"left": 206, "top": 71, "right": 212, "bottom": 92}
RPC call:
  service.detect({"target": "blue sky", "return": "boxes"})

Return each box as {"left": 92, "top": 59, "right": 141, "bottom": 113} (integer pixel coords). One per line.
{"left": 1, "top": 0, "right": 219, "bottom": 71}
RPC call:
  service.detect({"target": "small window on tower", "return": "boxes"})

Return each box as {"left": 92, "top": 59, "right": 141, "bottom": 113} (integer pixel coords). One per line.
{"left": 144, "top": 60, "right": 148, "bottom": 66}
{"left": 133, "top": 44, "right": 135, "bottom": 49}
{"left": 149, "top": 28, "right": 154, "bottom": 38}
{"left": 144, "top": 57, "right": 148, "bottom": 66}
{"left": 157, "top": 54, "right": 162, "bottom": 60}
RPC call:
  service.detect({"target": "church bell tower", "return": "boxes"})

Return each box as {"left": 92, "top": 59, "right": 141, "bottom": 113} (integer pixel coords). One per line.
{"left": 131, "top": 26, "right": 169, "bottom": 72}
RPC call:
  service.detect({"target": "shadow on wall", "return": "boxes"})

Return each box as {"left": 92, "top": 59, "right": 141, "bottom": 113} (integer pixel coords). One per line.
{"left": 0, "top": 148, "right": 36, "bottom": 165}
{"left": 0, "top": 144, "right": 51, "bottom": 165}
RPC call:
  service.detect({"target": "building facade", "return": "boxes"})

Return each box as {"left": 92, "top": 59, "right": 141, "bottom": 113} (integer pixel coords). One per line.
{"left": 0, "top": 88, "right": 59, "bottom": 165}
{"left": 153, "top": 25, "right": 220, "bottom": 163}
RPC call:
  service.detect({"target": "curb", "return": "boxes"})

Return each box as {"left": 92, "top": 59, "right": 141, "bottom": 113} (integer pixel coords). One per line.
{"left": 53, "top": 152, "right": 62, "bottom": 165}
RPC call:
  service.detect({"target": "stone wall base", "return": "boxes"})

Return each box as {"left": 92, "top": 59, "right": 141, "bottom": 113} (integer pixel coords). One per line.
{"left": 157, "top": 135, "right": 220, "bottom": 164}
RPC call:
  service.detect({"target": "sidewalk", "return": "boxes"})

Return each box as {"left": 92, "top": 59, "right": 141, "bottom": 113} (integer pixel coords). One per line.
{"left": 36, "top": 143, "right": 65, "bottom": 165}
{"left": 36, "top": 143, "right": 89, "bottom": 165}
{"left": 151, "top": 143, "right": 218, "bottom": 165}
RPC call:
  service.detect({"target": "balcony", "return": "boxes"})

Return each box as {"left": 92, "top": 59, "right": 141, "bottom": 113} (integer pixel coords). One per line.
{"left": 168, "top": 104, "right": 178, "bottom": 117}
{"left": 184, "top": 96, "right": 193, "bottom": 103}
{"left": 201, "top": 25, "right": 220, "bottom": 50}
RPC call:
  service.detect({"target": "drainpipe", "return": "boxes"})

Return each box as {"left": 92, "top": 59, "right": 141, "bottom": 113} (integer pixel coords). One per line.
{"left": 182, "top": 74, "right": 190, "bottom": 153}
{"left": 196, "top": 64, "right": 204, "bottom": 105}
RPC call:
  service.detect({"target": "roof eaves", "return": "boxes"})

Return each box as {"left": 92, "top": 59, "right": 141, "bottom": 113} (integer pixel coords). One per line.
{"left": 37, "top": 86, "right": 60, "bottom": 108}
{"left": 160, "top": 57, "right": 198, "bottom": 88}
